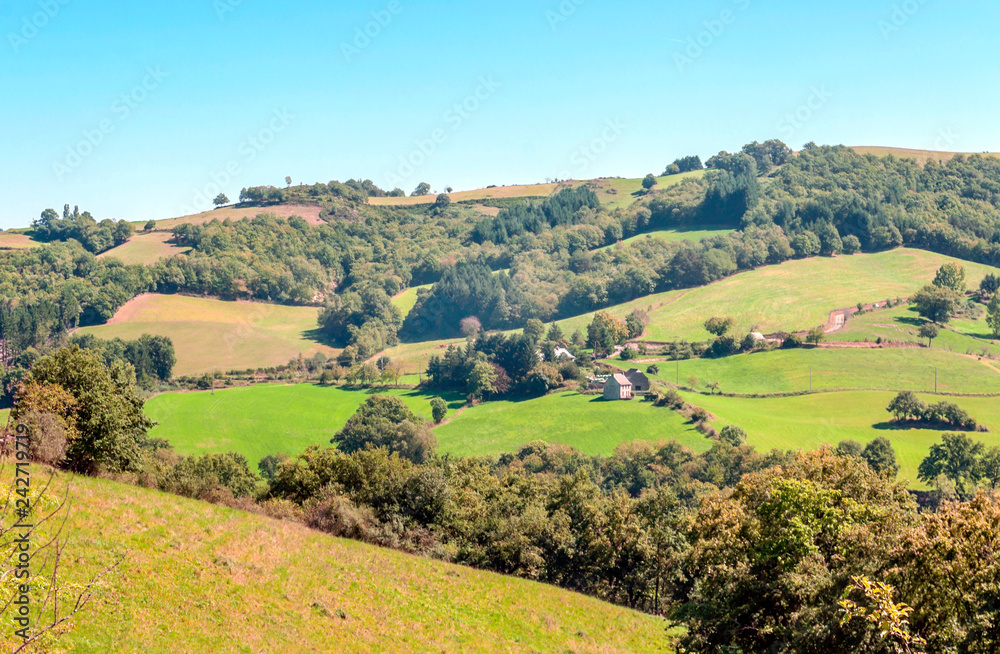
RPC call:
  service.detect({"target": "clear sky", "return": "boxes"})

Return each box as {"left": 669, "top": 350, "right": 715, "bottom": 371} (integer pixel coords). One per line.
{"left": 1, "top": 0, "right": 997, "bottom": 228}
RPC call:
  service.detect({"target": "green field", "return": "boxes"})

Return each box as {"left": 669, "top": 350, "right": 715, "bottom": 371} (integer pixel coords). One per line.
{"left": 591, "top": 170, "right": 707, "bottom": 210}
{"left": 98, "top": 232, "right": 191, "bottom": 265}
{"left": 146, "top": 384, "right": 465, "bottom": 465}
{"left": 598, "top": 226, "right": 735, "bottom": 251}
{"left": 553, "top": 248, "right": 999, "bottom": 341}
{"left": 22, "top": 470, "right": 665, "bottom": 653}
{"left": 436, "top": 390, "right": 708, "bottom": 457}
{"left": 77, "top": 294, "right": 337, "bottom": 376}
{"left": 837, "top": 303, "right": 1000, "bottom": 357}
{"left": 636, "top": 346, "right": 1000, "bottom": 395}
{"left": 684, "top": 390, "right": 1000, "bottom": 485}
{"left": 391, "top": 283, "right": 432, "bottom": 319}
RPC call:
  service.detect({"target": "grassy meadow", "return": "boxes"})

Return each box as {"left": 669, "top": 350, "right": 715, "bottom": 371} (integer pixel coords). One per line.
{"left": 552, "top": 248, "right": 999, "bottom": 341}
{"left": 390, "top": 283, "right": 432, "bottom": 319}
{"left": 0, "top": 231, "right": 40, "bottom": 249}
{"left": 146, "top": 384, "right": 465, "bottom": 465}
{"left": 13, "top": 470, "right": 666, "bottom": 654}
{"left": 97, "top": 231, "right": 190, "bottom": 265}
{"left": 435, "top": 390, "right": 708, "bottom": 457}
{"left": 147, "top": 203, "right": 325, "bottom": 229}
{"left": 684, "top": 390, "right": 1000, "bottom": 485}
{"left": 77, "top": 294, "right": 337, "bottom": 376}
{"left": 598, "top": 226, "right": 735, "bottom": 251}
{"left": 636, "top": 346, "right": 1000, "bottom": 395}
{"left": 850, "top": 145, "right": 1000, "bottom": 166}
{"left": 837, "top": 303, "right": 1000, "bottom": 357}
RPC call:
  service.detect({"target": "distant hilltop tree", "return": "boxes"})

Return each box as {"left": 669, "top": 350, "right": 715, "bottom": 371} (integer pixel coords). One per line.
{"left": 213, "top": 193, "right": 229, "bottom": 207}
{"left": 642, "top": 174, "right": 657, "bottom": 190}
{"left": 412, "top": 182, "right": 431, "bottom": 197}
{"left": 665, "top": 155, "right": 703, "bottom": 175}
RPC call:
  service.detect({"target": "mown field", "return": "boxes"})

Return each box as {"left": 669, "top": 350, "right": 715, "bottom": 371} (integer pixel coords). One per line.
{"left": 590, "top": 170, "right": 707, "bottom": 210}
{"left": 146, "top": 203, "right": 325, "bottom": 229}
{"left": 77, "top": 294, "right": 336, "bottom": 376}
{"left": 684, "top": 390, "right": 1000, "bottom": 485}
{"left": 435, "top": 390, "right": 708, "bottom": 457}
{"left": 0, "top": 231, "right": 40, "bottom": 249}
{"left": 391, "top": 283, "right": 432, "bottom": 319}
{"left": 553, "top": 248, "right": 999, "bottom": 341}
{"left": 146, "top": 384, "right": 465, "bottom": 466}
{"left": 637, "top": 346, "right": 1000, "bottom": 395}
{"left": 850, "top": 145, "right": 1000, "bottom": 166}
{"left": 837, "top": 303, "right": 1000, "bottom": 357}
{"left": 6, "top": 469, "right": 666, "bottom": 654}
{"left": 97, "top": 231, "right": 191, "bottom": 265}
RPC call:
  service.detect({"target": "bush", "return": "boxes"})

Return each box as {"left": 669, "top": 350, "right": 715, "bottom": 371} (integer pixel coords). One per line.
{"left": 782, "top": 334, "right": 803, "bottom": 349}
{"left": 719, "top": 425, "right": 748, "bottom": 447}
{"left": 430, "top": 397, "right": 448, "bottom": 423}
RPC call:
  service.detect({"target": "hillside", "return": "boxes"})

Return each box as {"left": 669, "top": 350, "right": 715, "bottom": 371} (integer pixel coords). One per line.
{"left": 20, "top": 469, "right": 667, "bottom": 653}
{"left": 850, "top": 145, "right": 1000, "bottom": 166}
{"left": 147, "top": 203, "right": 325, "bottom": 230}
{"left": 76, "top": 294, "right": 336, "bottom": 376}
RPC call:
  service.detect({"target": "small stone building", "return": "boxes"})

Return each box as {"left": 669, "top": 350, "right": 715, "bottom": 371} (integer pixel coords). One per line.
{"left": 604, "top": 373, "right": 633, "bottom": 400}
{"left": 624, "top": 369, "right": 650, "bottom": 394}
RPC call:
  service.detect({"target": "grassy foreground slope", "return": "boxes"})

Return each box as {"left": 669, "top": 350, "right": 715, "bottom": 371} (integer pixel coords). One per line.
{"left": 31, "top": 470, "right": 666, "bottom": 653}
{"left": 435, "top": 390, "right": 708, "bottom": 457}
{"left": 146, "top": 384, "right": 465, "bottom": 465}
{"left": 555, "top": 249, "right": 998, "bottom": 341}
{"left": 76, "top": 294, "right": 336, "bottom": 376}
{"left": 685, "top": 390, "right": 1000, "bottom": 485}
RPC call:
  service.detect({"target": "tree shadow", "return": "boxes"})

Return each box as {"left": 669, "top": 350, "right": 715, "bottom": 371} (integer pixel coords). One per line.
{"left": 301, "top": 327, "right": 340, "bottom": 349}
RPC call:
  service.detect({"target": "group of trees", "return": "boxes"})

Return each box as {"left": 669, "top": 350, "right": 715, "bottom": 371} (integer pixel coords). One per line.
{"left": 68, "top": 333, "right": 176, "bottom": 388}
{"left": 33, "top": 204, "right": 134, "bottom": 254}
{"left": 470, "top": 186, "right": 600, "bottom": 245}
{"left": 887, "top": 391, "right": 982, "bottom": 431}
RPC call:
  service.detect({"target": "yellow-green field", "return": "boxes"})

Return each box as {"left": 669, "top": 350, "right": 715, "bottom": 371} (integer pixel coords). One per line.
{"left": 599, "top": 226, "right": 734, "bottom": 251}
{"left": 553, "top": 248, "right": 999, "bottom": 341}
{"left": 9, "top": 469, "right": 666, "bottom": 654}
{"left": 147, "top": 203, "right": 325, "bottom": 230}
{"left": 97, "top": 232, "right": 191, "bottom": 265}
{"left": 0, "top": 231, "right": 40, "bottom": 249}
{"left": 391, "top": 283, "right": 432, "bottom": 319}
{"left": 850, "top": 145, "right": 1000, "bottom": 166}
{"left": 590, "top": 170, "right": 707, "bottom": 210}
{"left": 76, "top": 294, "right": 336, "bottom": 376}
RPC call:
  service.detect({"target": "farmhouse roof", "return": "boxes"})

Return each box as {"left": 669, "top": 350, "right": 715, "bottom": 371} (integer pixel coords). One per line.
{"left": 611, "top": 373, "right": 632, "bottom": 386}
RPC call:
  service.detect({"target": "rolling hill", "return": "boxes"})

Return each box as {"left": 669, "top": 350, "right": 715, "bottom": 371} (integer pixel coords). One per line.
{"left": 76, "top": 294, "right": 336, "bottom": 376}
{"left": 16, "top": 469, "right": 667, "bottom": 653}
{"left": 146, "top": 203, "right": 325, "bottom": 230}
{"left": 97, "top": 231, "right": 191, "bottom": 265}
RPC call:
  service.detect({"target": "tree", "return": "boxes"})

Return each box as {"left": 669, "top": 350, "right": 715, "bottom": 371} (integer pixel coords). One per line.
{"left": 430, "top": 397, "right": 448, "bottom": 423}
{"left": 839, "top": 576, "right": 925, "bottom": 654}
{"left": 704, "top": 316, "right": 735, "bottom": 337}
{"left": 143, "top": 219, "right": 156, "bottom": 232}
{"left": 467, "top": 360, "right": 499, "bottom": 399}
{"left": 13, "top": 346, "right": 154, "bottom": 474}
{"left": 862, "top": 437, "right": 899, "bottom": 477}
{"left": 459, "top": 316, "right": 482, "bottom": 338}
{"left": 842, "top": 234, "right": 862, "bottom": 254}
{"left": 719, "top": 425, "right": 747, "bottom": 447}
{"left": 334, "top": 395, "right": 436, "bottom": 463}
{"left": 213, "top": 193, "right": 229, "bottom": 207}
{"left": 835, "top": 439, "right": 865, "bottom": 458}
{"left": 642, "top": 174, "right": 657, "bottom": 190}
{"left": 259, "top": 453, "right": 289, "bottom": 481}
{"left": 987, "top": 292, "right": 1000, "bottom": 338}
{"left": 932, "top": 262, "right": 966, "bottom": 293}
{"left": 434, "top": 193, "right": 451, "bottom": 208}
{"left": 911, "top": 285, "right": 961, "bottom": 324}
{"left": 918, "top": 322, "right": 939, "bottom": 347}
{"left": 646, "top": 364, "right": 660, "bottom": 375}
{"left": 979, "top": 273, "right": 1000, "bottom": 297}
{"left": 806, "top": 326, "right": 825, "bottom": 345}
{"left": 918, "top": 432, "right": 986, "bottom": 500}
{"left": 285, "top": 176, "right": 292, "bottom": 188}
{"left": 523, "top": 318, "right": 546, "bottom": 343}
{"left": 887, "top": 391, "right": 926, "bottom": 422}
{"left": 546, "top": 323, "right": 564, "bottom": 343}
{"left": 412, "top": 182, "right": 431, "bottom": 197}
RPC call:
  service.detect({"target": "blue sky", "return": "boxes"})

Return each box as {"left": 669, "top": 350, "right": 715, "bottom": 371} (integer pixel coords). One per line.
{"left": 1, "top": 0, "right": 997, "bottom": 228}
